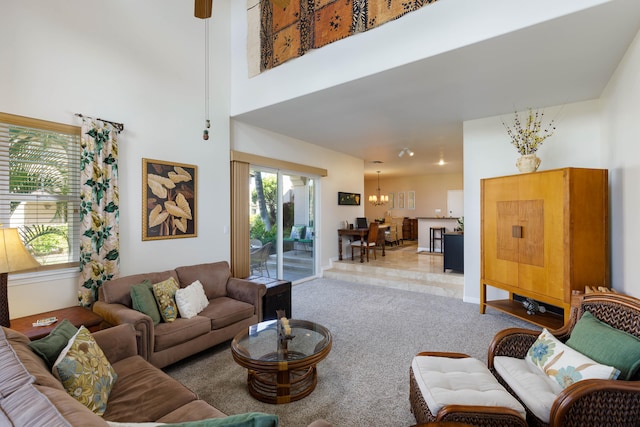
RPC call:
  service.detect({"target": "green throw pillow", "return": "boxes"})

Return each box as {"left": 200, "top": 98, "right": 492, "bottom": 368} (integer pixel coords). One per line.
{"left": 130, "top": 279, "right": 162, "bottom": 325}
{"left": 28, "top": 319, "right": 79, "bottom": 368}
{"left": 165, "top": 412, "right": 278, "bottom": 427}
{"left": 566, "top": 311, "right": 640, "bottom": 380}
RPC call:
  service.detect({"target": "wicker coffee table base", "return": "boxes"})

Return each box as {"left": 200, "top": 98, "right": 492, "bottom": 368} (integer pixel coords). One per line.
{"left": 247, "top": 365, "right": 317, "bottom": 404}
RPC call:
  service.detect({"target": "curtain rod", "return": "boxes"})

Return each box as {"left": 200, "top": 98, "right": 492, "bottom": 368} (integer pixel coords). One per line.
{"left": 75, "top": 113, "right": 124, "bottom": 132}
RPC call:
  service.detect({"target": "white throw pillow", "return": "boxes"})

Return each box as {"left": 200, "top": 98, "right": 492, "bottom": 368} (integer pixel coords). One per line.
{"left": 525, "top": 328, "right": 620, "bottom": 390}
{"left": 175, "top": 280, "right": 209, "bottom": 319}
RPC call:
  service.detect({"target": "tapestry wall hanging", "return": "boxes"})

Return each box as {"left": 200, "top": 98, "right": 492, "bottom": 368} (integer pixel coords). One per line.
{"left": 142, "top": 158, "right": 197, "bottom": 240}
{"left": 255, "top": 0, "right": 440, "bottom": 73}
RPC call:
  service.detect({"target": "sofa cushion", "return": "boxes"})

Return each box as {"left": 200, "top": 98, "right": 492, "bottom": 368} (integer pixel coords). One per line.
{"left": 0, "top": 327, "right": 35, "bottom": 397}
{"left": 37, "top": 384, "right": 110, "bottom": 426}
{"left": 566, "top": 311, "right": 640, "bottom": 380}
{"left": 3, "top": 327, "right": 65, "bottom": 391}
{"left": 100, "top": 270, "right": 179, "bottom": 306}
{"left": 199, "top": 297, "right": 255, "bottom": 330}
{"left": 52, "top": 326, "right": 118, "bottom": 416}
{"left": 494, "top": 356, "right": 558, "bottom": 423}
{"left": 131, "top": 279, "right": 162, "bottom": 325}
{"left": 157, "top": 400, "right": 227, "bottom": 423}
{"left": 0, "top": 382, "right": 106, "bottom": 427}
{"left": 175, "top": 262, "right": 231, "bottom": 300}
{"left": 28, "top": 319, "right": 79, "bottom": 368}
{"left": 526, "top": 328, "right": 619, "bottom": 389}
{"left": 104, "top": 355, "right": 200, "bottom": 422}
{"left": 153, "top": 277, "right": 180, "bottom": 323}
{"left": 154, "top": 316, "right": 211, "bottom": 352}
{"left": 175, "top": 280, "right": 209, "bottom": 319}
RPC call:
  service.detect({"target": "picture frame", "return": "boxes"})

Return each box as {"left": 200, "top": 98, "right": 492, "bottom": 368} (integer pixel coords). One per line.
{"left": 142, "top": 158, "right": 197, "bottom": 240}
{"left": 388, "top": 193, "right": 395, "bottom": 209}
{"left": 338, "top": 192, "right": 361, "bottom": 206}
{"left": 398, "top": 192, "right": 405, "bottom": 209}
{"left": 408, "top": 191, "right": 415, "bottom": 210}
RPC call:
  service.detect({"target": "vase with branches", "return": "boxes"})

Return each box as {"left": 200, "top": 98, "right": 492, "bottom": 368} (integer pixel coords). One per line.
{"left": 502, "top": 108, "right": 556, "bottom": 172}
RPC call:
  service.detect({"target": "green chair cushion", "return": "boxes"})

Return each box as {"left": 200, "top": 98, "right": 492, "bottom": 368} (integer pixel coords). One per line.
{"left": 566, "top": 311, "right": 640, "bottom": 380}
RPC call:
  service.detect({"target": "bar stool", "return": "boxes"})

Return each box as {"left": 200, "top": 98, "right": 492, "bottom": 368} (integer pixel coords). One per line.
{"left": 430, "top": 227, "right": 445, "bottom": 253}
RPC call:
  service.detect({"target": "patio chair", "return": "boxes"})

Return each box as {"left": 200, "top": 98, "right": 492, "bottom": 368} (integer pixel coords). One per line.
{"left": 250, "top": 241, "right": 272, "bottom": 277}
{"left": 283, "top": 224, "right": 305, "bottom": 252}
{"left": 298, "top": 226, "right": 314, "bottom": 255}
{"left": 250, "top": 239, "right": 263, "bottom": 249}
{"left": 488, "top": 291, "right": 640, "bottom": 426}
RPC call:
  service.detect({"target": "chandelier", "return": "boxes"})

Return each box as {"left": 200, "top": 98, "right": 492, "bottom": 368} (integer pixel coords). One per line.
{"left": 369, "top": 171, "right": 388, "bottom": 206}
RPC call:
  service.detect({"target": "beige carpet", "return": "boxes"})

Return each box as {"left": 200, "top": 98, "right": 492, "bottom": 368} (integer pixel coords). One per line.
{"left": 164, "top": 278, "right": 536, "bottom": 427}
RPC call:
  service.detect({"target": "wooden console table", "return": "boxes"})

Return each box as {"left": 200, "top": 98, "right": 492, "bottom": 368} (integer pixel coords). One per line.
{"left": 9, "top": 306, "right": 103, "bottom": 340}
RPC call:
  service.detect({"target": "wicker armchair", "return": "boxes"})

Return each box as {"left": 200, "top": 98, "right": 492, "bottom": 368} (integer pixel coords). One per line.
{"left": 488, "top": 291, "right": 640, "bottom": 427}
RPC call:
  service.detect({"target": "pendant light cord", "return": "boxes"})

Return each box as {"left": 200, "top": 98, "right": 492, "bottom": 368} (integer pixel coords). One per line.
{"left": 203, "top": 19, "right": 211, "bottom": 139}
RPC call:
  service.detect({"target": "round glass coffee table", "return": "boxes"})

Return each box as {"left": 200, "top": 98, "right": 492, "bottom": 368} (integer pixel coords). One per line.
{"left": 231, "top": 319, "right": 332, "bottom": 404}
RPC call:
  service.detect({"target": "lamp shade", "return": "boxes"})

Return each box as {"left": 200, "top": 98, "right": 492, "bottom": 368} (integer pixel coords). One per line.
{"left": 0, "top": 228, "right": 40, "bottom": 274}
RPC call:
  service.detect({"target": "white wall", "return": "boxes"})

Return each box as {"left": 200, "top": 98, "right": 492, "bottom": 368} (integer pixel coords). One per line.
{"left": 1, "top": 0, "right": 232, "bottom": 317}
{"left": 463, "top": 50, "right": 640, "bottom": 304}
{"left": 230, "top": 0, "right": 609, "bottom": 115}
{"left": 601, "top": 30, "right": 640, "bottom": 296}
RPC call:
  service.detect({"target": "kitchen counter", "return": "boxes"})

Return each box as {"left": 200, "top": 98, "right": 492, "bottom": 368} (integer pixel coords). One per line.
{"left": 417, "top": 217, "right": 461, "bottom": 252}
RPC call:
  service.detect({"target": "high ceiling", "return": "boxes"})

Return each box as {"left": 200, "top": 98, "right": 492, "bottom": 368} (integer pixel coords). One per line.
{"left": 233, "top": 1, "right": 640, "bottom": 178}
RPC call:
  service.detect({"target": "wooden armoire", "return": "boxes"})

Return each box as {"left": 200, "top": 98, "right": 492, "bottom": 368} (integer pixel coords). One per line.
{"left": 480, "top": 167, "right": 609, "bottom": 328}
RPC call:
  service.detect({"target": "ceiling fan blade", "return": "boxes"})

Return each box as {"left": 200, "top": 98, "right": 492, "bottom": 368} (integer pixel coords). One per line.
{"left": 195, "top": 0, "right": 212, "bottom": 19}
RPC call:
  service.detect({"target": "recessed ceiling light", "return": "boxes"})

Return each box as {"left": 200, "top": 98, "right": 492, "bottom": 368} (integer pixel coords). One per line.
{"left": 398, "top": 148, "right": 414, "bottom": 157}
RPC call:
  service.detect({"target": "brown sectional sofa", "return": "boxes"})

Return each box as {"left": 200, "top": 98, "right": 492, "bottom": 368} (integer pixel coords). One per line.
{"left": 93, "top": 261, "right": 267, "bottom": 368}
{"left": 0, "top": 324, "right": 229, "bottom": 425}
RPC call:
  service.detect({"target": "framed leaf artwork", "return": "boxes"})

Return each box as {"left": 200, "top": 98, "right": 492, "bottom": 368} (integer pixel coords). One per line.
{"left": 142, "top": 158, "right": 197, "bottom": 240}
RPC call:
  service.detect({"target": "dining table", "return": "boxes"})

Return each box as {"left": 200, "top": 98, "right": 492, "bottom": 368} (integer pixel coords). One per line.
{"left": 337, "top": 224, "right": 388, "bottom": 262}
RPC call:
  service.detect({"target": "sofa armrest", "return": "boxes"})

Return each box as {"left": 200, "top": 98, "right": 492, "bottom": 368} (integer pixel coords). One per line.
{"left": 92, "top": 324, "right": 138, "bottom": 363}
{"left": 487, "top": 327, "right": 540, "bottom": 370}
{"left": 92, "top": 301, "right": 153, "bottom": 361}
{"left": 226, "top": 278, "right": 267, "bottom": 320}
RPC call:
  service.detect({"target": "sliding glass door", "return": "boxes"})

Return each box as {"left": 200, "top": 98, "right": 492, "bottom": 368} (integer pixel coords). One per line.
{"left": 249, "top": 167, "right": 316, "bottom": 282}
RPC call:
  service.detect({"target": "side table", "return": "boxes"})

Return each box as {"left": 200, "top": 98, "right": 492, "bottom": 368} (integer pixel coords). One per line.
{"left": 9, "top": 306, "right": 104, "bottom": 340}
{"left": 246, "top": 275, "right": 292, "bottom": 321}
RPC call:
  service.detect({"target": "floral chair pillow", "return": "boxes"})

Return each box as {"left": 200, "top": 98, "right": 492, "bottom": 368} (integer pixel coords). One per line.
{"left": 525, "top": 328, "right": 620, "bottom": 391}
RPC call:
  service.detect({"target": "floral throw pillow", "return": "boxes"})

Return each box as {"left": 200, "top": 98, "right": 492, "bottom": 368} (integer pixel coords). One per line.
{"left": 525, "top": 328, "right": 619, "bottom": 390}
{"left": 52, "top": 326, "right": 118, "bottom": 415}
{"left": 153, "top": 277, "right": 180, "bottom": 322}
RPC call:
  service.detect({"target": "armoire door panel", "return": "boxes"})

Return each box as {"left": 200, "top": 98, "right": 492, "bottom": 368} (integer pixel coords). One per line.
{"left": 518, "top": 199, "right": 544, "bottom": 267}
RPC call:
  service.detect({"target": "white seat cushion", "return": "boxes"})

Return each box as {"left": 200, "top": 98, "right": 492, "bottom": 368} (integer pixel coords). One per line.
{"left": 349, "top": 241, "right": 374, "bottom": 247}
{"left": 412, "top": 356, "right": 526, "bottom": 419}
{"left": 493, "top": 356, "right": 560, "bottom": 423}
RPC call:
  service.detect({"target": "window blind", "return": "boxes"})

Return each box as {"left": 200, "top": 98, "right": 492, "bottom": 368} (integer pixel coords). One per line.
{"left": 0, "top": 113, "right": 81, "bottom": 267}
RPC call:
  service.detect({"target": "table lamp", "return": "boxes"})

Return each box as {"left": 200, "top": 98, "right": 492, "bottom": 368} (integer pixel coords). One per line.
{"left": 0, "top": 228, "right": 40, "bottom": 327}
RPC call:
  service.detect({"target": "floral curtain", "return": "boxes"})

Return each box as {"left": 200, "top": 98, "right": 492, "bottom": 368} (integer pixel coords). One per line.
{"left": 78, "top": 119, "right": 120, "bottom": 307}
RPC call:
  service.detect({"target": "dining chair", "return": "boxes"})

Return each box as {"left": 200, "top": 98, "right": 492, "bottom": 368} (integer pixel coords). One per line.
{"left": 349, "top": 222, "right": 379, "bottom": 262}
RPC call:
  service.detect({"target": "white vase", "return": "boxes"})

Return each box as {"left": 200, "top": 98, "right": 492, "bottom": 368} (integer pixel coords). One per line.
{"left": 516, "top": 154, "right": 541, "bottom": 173}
